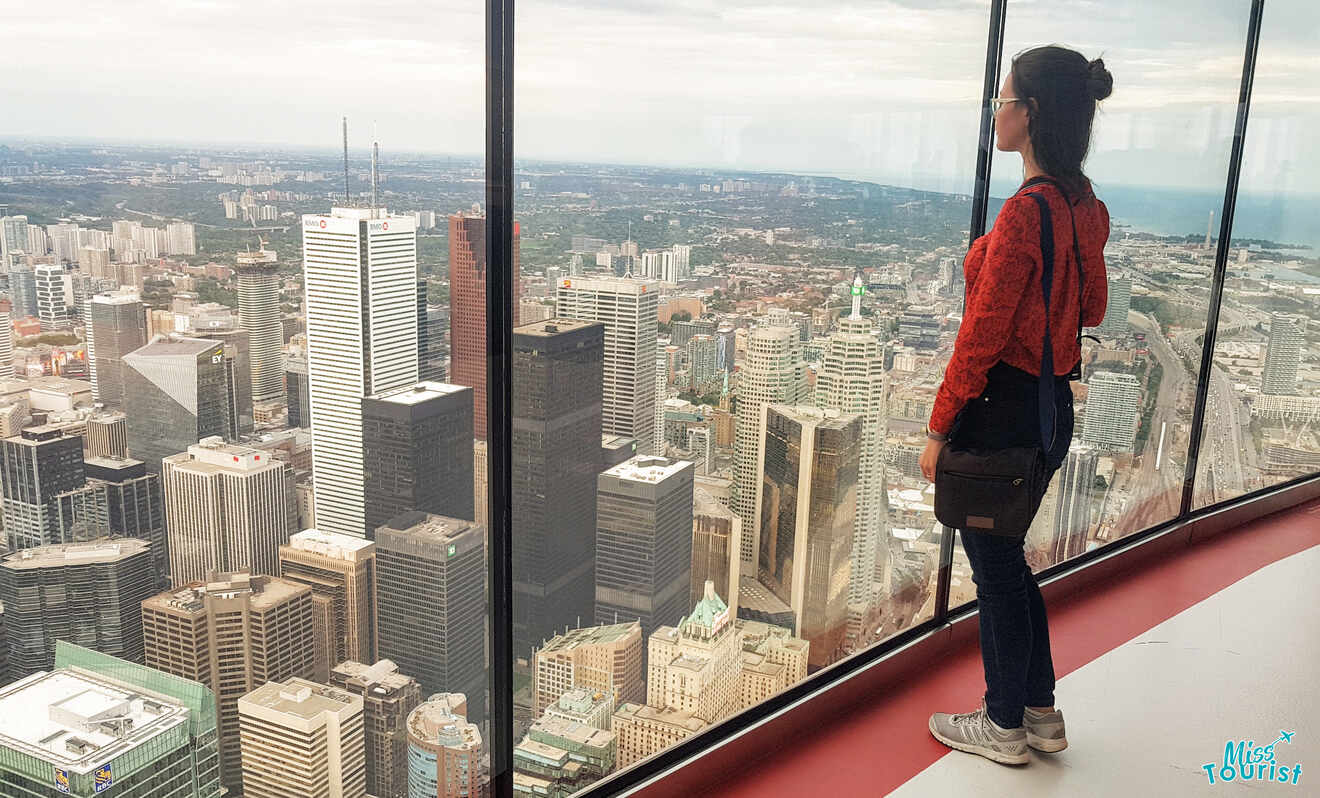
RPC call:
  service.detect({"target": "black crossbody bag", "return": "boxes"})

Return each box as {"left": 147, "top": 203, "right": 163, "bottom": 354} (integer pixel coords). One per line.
{"left": 933, "top": 178, "right": 1096, "bottom": 536}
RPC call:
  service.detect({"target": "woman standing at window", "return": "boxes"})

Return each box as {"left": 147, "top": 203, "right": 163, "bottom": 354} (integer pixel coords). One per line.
{"left": 921, "top": 45, "right": 1112, "bottom": 765}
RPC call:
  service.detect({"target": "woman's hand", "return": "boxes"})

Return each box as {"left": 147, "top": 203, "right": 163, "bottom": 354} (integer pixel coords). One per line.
{"left": 920, "top": 438, "right": 946, "bottom": 482}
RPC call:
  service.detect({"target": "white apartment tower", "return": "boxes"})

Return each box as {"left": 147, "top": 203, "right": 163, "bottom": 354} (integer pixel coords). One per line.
{"left": 237, "top": 247, "right": 285, "bottom": 403}
{"left": 733, "top": 308, "right": 806, "bottom": 569}
{"left": 814, "top": 274, "right": 888, "bottom": 613}
{"left": 302, "top": 207, "right": 419, "bottom": 537}
{"left": 1262, "top": 312, "right": 1304, "bottom": 396}
{"left": 34, "top": 263, "right": 73, "bottom": 330}
{"left": 556, "top": 276, "right": 660, "bottom": 452}
{"left": 162, "top": 437, "right": 297, "bottom": 585}
{"left": 1080, "top": 371, "right": 1142, "bottom": 452}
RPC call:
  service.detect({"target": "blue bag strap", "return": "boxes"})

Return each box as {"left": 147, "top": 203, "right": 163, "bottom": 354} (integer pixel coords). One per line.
{"left": 1024, "top": 191, "right": 1058, "bottom": 454}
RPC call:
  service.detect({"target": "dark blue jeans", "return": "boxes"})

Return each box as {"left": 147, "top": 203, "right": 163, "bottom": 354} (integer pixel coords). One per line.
{"left": 959, "top": 528, "right": 1057, "bottom": 729}
{"left": 947, "top": 361, "right": 1067, "bottom": 729}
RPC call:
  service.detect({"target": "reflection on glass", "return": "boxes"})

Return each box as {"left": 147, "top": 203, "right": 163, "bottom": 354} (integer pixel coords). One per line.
{"left": 513, "top": 0, "right": 987, "bottom": 786}
{"left": 1195, "top": 0, "right": 1320, "bottom": 508}
{"left": 945, "top": 2, "right": 1249, "bottom": 596}
{"left": 0, "top": 1, "right": 494, "bottom": 795}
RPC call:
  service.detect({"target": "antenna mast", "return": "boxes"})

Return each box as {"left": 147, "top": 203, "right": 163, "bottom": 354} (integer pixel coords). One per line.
{"left": 371, "top": 140, "right": 379, "bottom": 209}
{"left": 342, "top": 116, "right": 350, "bottom": 205}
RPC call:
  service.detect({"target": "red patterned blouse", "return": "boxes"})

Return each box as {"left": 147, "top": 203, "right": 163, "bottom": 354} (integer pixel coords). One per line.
{"left": 928, "top": 181, "right": 1111, "bottom": 435}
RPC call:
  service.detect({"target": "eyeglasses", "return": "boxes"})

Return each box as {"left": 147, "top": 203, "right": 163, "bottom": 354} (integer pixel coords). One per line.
{"left": 990, "top": 97, "right": 1025, "bottom": 111}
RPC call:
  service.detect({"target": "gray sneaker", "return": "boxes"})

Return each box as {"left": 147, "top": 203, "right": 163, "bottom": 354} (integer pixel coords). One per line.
{"left": 1023, "top": 706, "right": 1068, "bottom": 752}
{"left": 928, "top": 697, "right": 1030, "bottom": 765}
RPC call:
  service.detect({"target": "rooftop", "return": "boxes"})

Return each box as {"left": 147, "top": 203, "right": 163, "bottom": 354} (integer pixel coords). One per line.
{"left": 239, "top": 678, "right": 359, "bottom": 722}
{"left": 603, "top": 455, "right": 693, "bottom": 483}
{"left": 143, "top": 573, "right": 308, "bottom": 615}
{"left": 125, "top": 335, "right": 221, "bottom": 358}
{"left": 330, "top": 660, "right": 417, "bottom": 694}
{"left": 514, "top": 317, "right": 603, "bottom": 337}
{"left": 367, "top": 381, "right": 469, "bottom": 405}
{"left": 538, "top": 621, "right": 639, "bottom": 653}
{"left": 1, "top": 539, "right": 151, "bottom": 570}
{"left": 408, "top": 699, "right": 482, "bottom": 749}
{"left": 286, "top": 528, "right": 375, "bottom": 560}
{"left": 0, "top": 669, "right": 189, "bottom": 774}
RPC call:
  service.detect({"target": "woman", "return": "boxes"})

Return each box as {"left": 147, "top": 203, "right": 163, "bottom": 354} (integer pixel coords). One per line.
{"left": 920, "top": 45, "right": 1113, "bottom": 766}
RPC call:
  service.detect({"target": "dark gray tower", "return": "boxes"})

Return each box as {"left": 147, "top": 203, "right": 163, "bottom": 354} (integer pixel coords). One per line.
{"left": 512, "top": 318, "right": 604, "bottom": 662}
{"left": 594, "top": 455, "right": 695, "bottom": 667}
{"left": 374, "top": 512, "right": 486, "bottom": 724}
{"left": 363, "top": 382, "right": 475, "bottom": 533}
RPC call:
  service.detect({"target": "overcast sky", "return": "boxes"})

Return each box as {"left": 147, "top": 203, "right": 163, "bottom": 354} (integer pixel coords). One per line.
{"left": 1, "top": 0, "right": 1316, "bottom": 196}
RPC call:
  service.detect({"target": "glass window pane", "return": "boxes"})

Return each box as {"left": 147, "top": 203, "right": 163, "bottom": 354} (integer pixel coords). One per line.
{"left": 949, "top": 2, "right": 1249, "bottom": 599}
{"left": 514, "top": 1, "right": 988, "bottom": 786}
{"left": 0, "top": 4, "right": 491, "bottom": 798}
{"left": 1194, "top": 0, "right": 1320, "bottom": 508}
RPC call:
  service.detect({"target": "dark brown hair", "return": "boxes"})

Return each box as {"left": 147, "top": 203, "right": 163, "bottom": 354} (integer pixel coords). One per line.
{"left": 1010, "top": 45, "right": 1113, "bottom": 198}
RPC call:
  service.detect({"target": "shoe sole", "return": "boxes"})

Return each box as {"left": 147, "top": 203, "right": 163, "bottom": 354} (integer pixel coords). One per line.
{"left": 1027, "top": 732, "right": 1068, "bottom": 753}
{"left": 928, "top": 717, "right": 1030, "bottom": 765}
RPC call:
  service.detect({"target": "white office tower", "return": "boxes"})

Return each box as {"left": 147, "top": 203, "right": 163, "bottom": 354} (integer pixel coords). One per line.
{"left": 166, "top": 221, "right": 197, "bottom": 256}
{"left": 237, "top": 247, "right": 285, "bottom": 403}
{"left": 814, "top": 275, "right": 888, "bottom": 615}
{"left": 1080, "top": 371, "right": 1141, "bottom": 452}
{"left": 557, "top": 276, "right": 660, "bottom": 452}
{"left": 238, "top": 678, "right": 366, "bottom": 798}
{"left": 162, "top": 437, "right": 297, "bottom": 585}
{"left": 303, "top": 207, "right": 418, "bottom": 537}
{"left": 0, "top": 310, "right": 11, "bottom": 380}
{"left": 1094, "top": 274, "right": 1131, "bottom": 339}
{"left": 733, "top": 308, "right": 807, "bottom": 570}
{"left": 34, "top": 263, "right": 73, "bottom": 330}
{"left": 1262, "top": 313, "right": 1304, "bottom": 396}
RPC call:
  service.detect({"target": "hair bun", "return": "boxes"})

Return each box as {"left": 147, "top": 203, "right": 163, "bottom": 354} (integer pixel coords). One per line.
{"left": 1087, "top": 57, "right": 1113, "bottom": 101}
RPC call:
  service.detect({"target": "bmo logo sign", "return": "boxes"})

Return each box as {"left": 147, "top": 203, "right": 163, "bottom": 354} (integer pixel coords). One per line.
{"left": 369, "top": 221, "right": 392, "bottom": 232}
{"left": 303, "top": 218, "right": 328, "bottom": 230}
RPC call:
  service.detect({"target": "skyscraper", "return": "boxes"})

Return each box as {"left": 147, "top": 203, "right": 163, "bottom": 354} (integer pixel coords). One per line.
{"left": 209, "top": 327, "right": 254, "bottom": 435}
{"left": 363, "top": 382, "right": 475, "bottom": 532}
{"left": 238, "top": 678, "right": 366, "bottom": 798}
{"left": 329, "top": 659, "right": 422, "bottom": 798}
{"left": 734, "top": 309, "right": 807, "bottom": 569}
{"left": 34, "top": 263, "right": 73, "bottom": 330}
{"left": 595, "top": 456, "right": 695, "bottom": 666}
{"left": 87, "top": 290, "right": 149, "bottom": 408}
{"left": 166, "top": 221, "right": 197, "bottom": 256}
{"left": 303, "top": 207, "right": 419, "bottom": 538}
{"left": 8, "top": 264, "right": 37, "bottom": 319}
{"left": 1262, "top": 312, "right": 1304, "bottom": 396}
{"left": 162, "top": 437, "right": 296, "bottom": 585}
{"left": 556, "top": 276, "right": 660, "bottom": 452}
{"left": 687, "top": 333, "right": 718, "bottom": 388}
{"left": 690, "top": 487, "right": 741, "bottom": 617}
{"left": 0, "top": 310, "right": 12, "bottom": 380}
{"left": 85, "top": 413, "right": 127, "bottom": 458}
{"left": 756, "top": 405, "right": 860, "bottom": 670}
{"left": 0, "top": 539, "right": 156, "bottom": 681}
{"left": 284, "top": 341, "right": 311, "bottom": 428}
{"left": 1080, "top": 371, "right": 1142, "bottom": 452}
{"left": 1, "top": 425, "right": 86, "bottom": 551}
{"left": 512, "top": 319, "right": 604, "bottom": 661}
{"left": 278, "top": 529, "right": 379, "bottom": 682}
{"left": 142, "top": 572, "right": 316, "bottom": 794}
{"left": 532, "top": 621, "right": 644, "bottom": 717}
{"left": 406, "top": 697, "right": 484, "bottom": 798}
{"left": 0, "top": 642, "right": 222, "bottom": 798}
{"left": 122, "top": 335, "right": 235, "bottom": 474}
{"left": 84, "top": 455, "right": 168, "bottom": 582}
{"left": 374, "top": 512, "right": 487, "bottom": 724}
{"left": 1050, "top": 442, "right": 1100, "bottom": 565}
{"left": 1094, "top": 274, "right": 1131, "bottom": 339}
{"left": 236, "top": 247, "right": 285, "bottom": 405}
{"left": 814, "top": 276, "right": 888, "bottom": 623}
{"left": 448, "top": 210, "right": 521, "bottom": 440}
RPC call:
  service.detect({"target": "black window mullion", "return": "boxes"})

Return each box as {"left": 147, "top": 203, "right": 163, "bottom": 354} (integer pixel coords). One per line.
{"left": 1180, "top": 0, "right": 1265, "bottom": 516}
{"left": 485, "top": 0, "right": 515, "bottom": 795}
